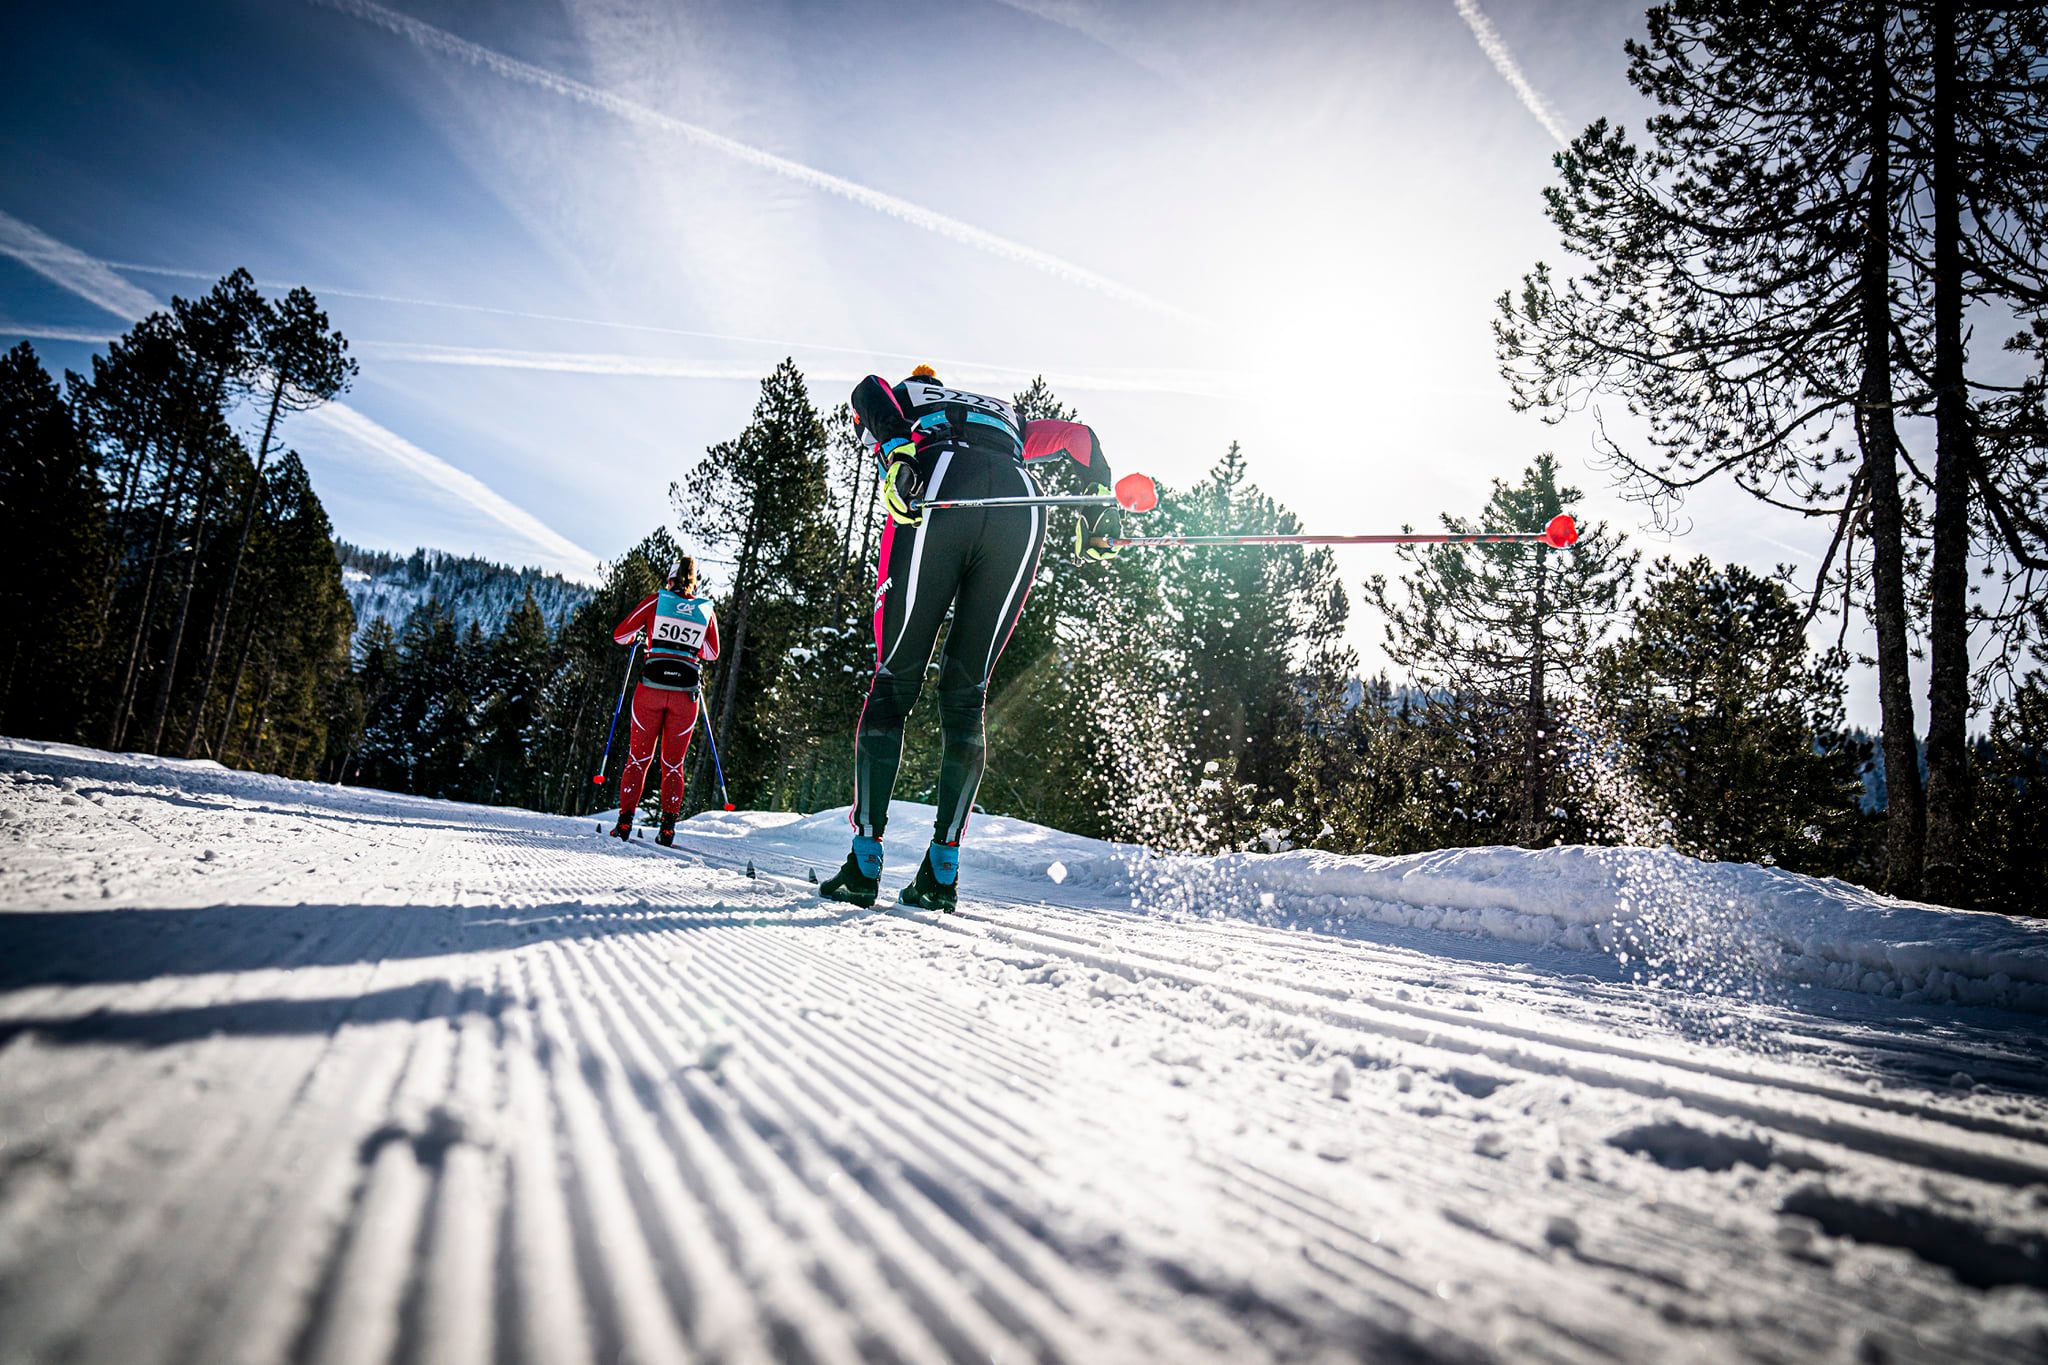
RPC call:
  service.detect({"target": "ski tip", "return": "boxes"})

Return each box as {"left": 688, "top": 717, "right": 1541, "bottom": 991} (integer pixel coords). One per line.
{"left": 1115, "top": 472, "right": 1159, "bottom": 513}
{"left": 1543, "top": 513, "right": 1579, "bottom": 548}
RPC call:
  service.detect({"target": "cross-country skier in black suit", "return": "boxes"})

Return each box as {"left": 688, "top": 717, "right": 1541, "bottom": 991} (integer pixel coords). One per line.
{"left": 821, "top": 365, "right": 1120, "bottom": 910}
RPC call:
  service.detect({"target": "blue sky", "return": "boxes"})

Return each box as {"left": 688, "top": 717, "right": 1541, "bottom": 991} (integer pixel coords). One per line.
{"left": 1, "top": 0, "right": 1884, "bottom": 715}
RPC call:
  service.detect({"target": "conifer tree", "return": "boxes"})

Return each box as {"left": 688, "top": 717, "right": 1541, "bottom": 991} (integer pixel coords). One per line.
{"left": 671, "top": 360, "right": 835, "bottom": 789}
{"left": 220, "top": 454, "right": 351, "bottom": 777}
{"left": 0, "top": 343, "right": 105, "bottom": 739}
{"left": 184, "top": 286, "right": 355, "bottom": 756}
{"left": 475, "top": 589, "right": 554, "bottom": 807}
{"left": 1495, "top": 1, "right": 1926, "bottom": 888}
{"left": 1590, "top": 557, "right": 1863, "bottom": 870}
{"left": 142, "top": 270, "right": 268, "bottom": 751}
{"left": 1369, "top": 456, "right": 1634, "bottom": 847}
{"left": 1149, "top": 443, "right": 1350, "bottom": 849}
{"left": 1968, "top": 674, "right": 2048, "bottom": 916}
{"left": 340, "top": 620, "right": 401, "bottom": 788}
{"left": 1899, "top": 2, "right": 2048, "bottom": 900}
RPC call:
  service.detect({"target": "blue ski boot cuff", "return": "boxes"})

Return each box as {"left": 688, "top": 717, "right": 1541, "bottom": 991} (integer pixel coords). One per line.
{"left": 928, "top": 840, "right": 959, "bottom": 886}
{"left": 851, "top": 835, "right": 884, "bottom": 879}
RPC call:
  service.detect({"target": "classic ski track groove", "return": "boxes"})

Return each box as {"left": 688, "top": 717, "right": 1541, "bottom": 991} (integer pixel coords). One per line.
{"left": 884, "top": 905, "right": 2021, "bottom": 1362}
{"left": 5, "top": 747, "right": 2047, "bottom": 1365}
{"left": 665, "top": 838, "right": 2048, "bottom": 1360}
{"left": 898, "top": 894, "right": 2048, "bottom": 1189}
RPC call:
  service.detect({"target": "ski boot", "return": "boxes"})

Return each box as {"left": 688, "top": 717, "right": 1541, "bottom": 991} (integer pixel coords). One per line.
{"left": 609, "top": 815, "right": 632, "bottom": 841}
{"left": 820, "top": 835, "right": 883, "bottom": 908}
{"left": 656, "top": 811, "right": 677, "bottom": 847}
{"left": 898, "top": 840, "right": 959, "bottom": 913}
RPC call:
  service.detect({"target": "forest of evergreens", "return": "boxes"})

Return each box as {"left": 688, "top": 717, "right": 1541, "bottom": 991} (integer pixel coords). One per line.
{"left": 3, "top": 2, "right": 2043, "bottom": 914}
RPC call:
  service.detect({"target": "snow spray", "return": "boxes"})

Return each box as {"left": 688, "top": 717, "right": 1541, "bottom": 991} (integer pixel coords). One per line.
{"left": 1555, "top": 696, "right": 1783, "bottom": 1048}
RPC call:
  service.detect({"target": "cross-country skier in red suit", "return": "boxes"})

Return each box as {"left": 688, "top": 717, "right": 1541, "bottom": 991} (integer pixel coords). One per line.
{"left": 609, "top": 556, "right": 720, "bottom": 847}
{"left": 821, "top": 364, "right": 1120, "bottom": 910}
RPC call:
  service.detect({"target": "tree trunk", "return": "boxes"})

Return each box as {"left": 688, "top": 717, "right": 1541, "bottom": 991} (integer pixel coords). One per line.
{"left": 215, "top": 616, "right": 259, "bottom": 762}
{"left": 108, "top": 441, "right": 195, "bottom": 747}
{"left": 564, "top": 692, "right": 588, "bottom": 815}
{"left": 95, "top": 424, "right": 156, "bottom": 648}
{"left": 145, "top": 450, "right": 219, "bottom": 751}
{"left": 1859, "top": 4, "right": 1925, "bottom": 896}
{"left": 184, "top": 379, "right": 284, "bottom": 756}
{"left": 1921, "top": 2, "right": 1973, "bottom": 905}
{"left": 242, "top": 647, "right": 279, "bottom": 771}
{"left": 1521, "top": 546, "right": 1550, "bottom": 847}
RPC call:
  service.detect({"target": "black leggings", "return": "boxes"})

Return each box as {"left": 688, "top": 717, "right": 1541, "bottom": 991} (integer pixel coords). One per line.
{"left": 854, "top": 446, "right": 1047, "bottom": 843}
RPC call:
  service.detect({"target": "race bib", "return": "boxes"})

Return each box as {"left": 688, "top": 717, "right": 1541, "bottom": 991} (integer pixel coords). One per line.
{"left": 652, "top": 592, "right": 710, "bottom": 654}
{"left": 652, "top": 615, "right": 707, "bottom": 650}
{"left": 903, "top": 380, "right": 1018, "bottom": 430}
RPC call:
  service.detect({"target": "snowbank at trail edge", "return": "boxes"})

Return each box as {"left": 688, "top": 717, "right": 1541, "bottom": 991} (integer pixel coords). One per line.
{"left": 693, "top": 806, "right": 2048, "bottom": 1014}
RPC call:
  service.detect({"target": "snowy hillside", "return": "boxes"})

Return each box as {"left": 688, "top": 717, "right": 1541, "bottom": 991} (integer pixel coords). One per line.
{"left": 337, "top": 541, "right": 592, "bottom": 641}
{"left": 2, "top": 738, "right": 2046, "bottom": 1364}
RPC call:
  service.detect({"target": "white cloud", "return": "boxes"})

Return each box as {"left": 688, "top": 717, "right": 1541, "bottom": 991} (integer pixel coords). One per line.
{"left": 310, "top": 0, "right": 1207, "bottom": 327}
{"left": 1454, "top": 0, "right": 1571, "bottom": 148}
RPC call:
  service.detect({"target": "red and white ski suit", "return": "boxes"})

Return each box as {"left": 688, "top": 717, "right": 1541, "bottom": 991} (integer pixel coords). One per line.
{"left": 611, "top": 593, "right": 721, "bottom": 819}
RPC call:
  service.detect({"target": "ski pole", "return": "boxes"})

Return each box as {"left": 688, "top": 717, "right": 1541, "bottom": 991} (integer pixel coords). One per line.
{"left": 919, "top": 471, "right": 1159, "bottom": 515}
{"left": 696, "top": 689, "right": 736, "bottom": 811}
{"left": 590, "top": 640, "right": 640, "bottom": 785}
{"left": 1116, "top": 514, "right": 1581, "bottom": 551}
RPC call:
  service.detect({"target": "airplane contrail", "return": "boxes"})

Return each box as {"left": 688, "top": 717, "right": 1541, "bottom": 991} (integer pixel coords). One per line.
{"left": 1453, "top": 0, "right": 1571, "bottom": 148}
{"left": 356, "top": 339, "right": 1232, "bottom": 399}
{"left": 0, "top": 321, "right": 122, "bottom": 345}
{"left": 988, "top": 0, "right": 1199, "bottom": 95}
{"left": 308, "top": 0, "right": 1206, "bottom": 327}
{"left": 0, "top": 214, "right": 160, "bottom": 318}
{"left": 6, "top": 242, "right": 1240, "bottom": 400}
{"left": 0, "top": 209, "right": 599, "bottom": 579}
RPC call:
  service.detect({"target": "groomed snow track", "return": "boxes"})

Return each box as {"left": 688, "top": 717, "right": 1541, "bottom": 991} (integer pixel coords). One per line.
{"left": 2, "top": 739, "right": 2045, "bottom": 1364}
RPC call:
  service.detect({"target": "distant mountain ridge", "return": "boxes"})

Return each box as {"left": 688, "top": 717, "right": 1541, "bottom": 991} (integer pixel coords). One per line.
{"left": 336, "top": 541, "right": 593, "bottom": 642}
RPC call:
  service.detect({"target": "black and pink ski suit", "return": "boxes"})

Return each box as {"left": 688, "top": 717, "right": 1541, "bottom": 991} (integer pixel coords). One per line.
{"left": 848, "top": 372, "right": 1114, "bottom": 843}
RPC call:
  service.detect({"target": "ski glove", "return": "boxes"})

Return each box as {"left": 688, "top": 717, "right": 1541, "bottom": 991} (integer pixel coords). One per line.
{"left": 1076, "top": 485, "right": 1121, "bottom": 561}
{"left": 882, "top": 458, "right": 926, "bottom": 525}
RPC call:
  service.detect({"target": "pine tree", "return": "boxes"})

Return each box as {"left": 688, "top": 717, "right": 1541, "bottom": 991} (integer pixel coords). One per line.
{"left": 475, "top": 589, "right": 554, "bottom": 807}
{"left": 341, "top": 619, "right": 402, "bottom": 788}
{"left": 1495, "top": 1, "right": 1927, "bottom": 889}
{"left": 0, "top": 343, "right": 106, "bottom": 740}
{"left": 222, "top": 455, "right": 352, "bottom": 777}
{"left": 1369, "top": 456, "right": 1634, "bottom": 848}
{"left": 184, "top": 286, "right": 355, "bottom": 756}
{"left": 671, "top": 360, "right": 836, "bottom": 804}
{"left": 1590, "top": 557, "right": 1863, "bottom": 870}
{"left": 1968, "top": 674, "right": 2048, "bottom": 917}
{"left": 1146, "top": 443, "right": 1352, "bottom": 849}
{"left": 1900, "top": 2, "right": 2048, "bottom": 902}
{"left": 142, "top": 270, "right": 269, "bottom": 752}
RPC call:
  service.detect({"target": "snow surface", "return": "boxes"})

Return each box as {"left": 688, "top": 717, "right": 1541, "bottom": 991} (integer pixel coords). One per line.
{"left": 3, "top": 737, "right": 2047, "bottom": 1364}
